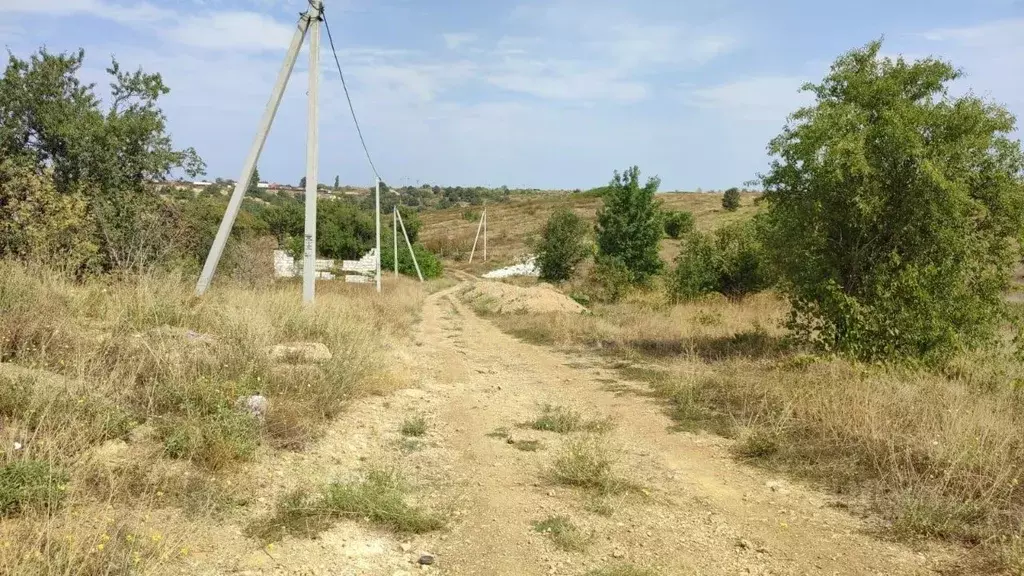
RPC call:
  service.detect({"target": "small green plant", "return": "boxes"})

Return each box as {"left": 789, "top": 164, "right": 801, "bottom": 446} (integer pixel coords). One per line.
{"left": 526, "top": 404, "right": 612, "bottom": 434}
{"left": 0, "top": 460, "right": 69, "bottom": 517}
{"left": 247, "top": 467, "right": 443, "bottom": 543}
{"left": 532, "top": 515, "right": 592, "bottom": 551}
{"left": 547, "top": 436, "right": 634, "bottom": 495}
{"left": 722, "top": 187, "right": 741, "bottom": 211}
{"left": 400, "top": 415, "right": 427, "bottom": 437}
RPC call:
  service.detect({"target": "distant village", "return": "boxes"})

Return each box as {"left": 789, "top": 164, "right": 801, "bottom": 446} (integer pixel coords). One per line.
{"left": 151, "top": 178, "right": 370, "bottom": 199}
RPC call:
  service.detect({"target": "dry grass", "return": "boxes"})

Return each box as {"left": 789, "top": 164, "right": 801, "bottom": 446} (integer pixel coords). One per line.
{"left": 471, "top": 279, "right": 1024, "bottom": 572}
{"left": 419, "top": 192, "right": 761, "bottom": 274}
{"left": 525, "top": 404, "right": 614, "bottom": 434}
{"left": 547, "top": 435, "right": 637, "bottom": 496}
{"left": 0, "top": 260, "right": 425, "bottom": 572}
{"left": 532, "top": 515, "right": 592, "bottom": 552}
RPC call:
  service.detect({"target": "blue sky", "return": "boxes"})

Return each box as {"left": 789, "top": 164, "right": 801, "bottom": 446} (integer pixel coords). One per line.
{"left": 1, "top": 0, "right": 1022, "bottom": 190}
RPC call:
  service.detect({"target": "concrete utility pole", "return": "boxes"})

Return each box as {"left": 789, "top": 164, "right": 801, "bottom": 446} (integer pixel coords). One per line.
{"left": 375, "top": 177, "right": 381, "bottom": 293}
{"left": 302, "top": 1, "right": 323, "bottom": 305}
{"left": 194, "top": 5, "right": 318, "bottom": 297}
{"left": 393, "top": 207, "right": 399, "bottom": 277}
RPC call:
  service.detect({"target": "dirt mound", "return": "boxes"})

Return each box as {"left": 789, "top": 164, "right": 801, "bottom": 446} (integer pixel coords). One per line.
{"left": 462, "top": 281, "right": 586, "bottom": 314}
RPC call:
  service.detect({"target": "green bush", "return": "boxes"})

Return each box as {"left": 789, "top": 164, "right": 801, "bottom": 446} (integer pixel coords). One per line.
{"left": 759, "top": 40, "right": 1024, "bottom": 362}
{"left": 722, "top": 188, "right": 741, "bottom": 211}
{"left": 590, "top": 255, "right": 632, "bottom": 303}
{"left": 662, "top": 210, "right": 694, "bottom": 239}
{"left": 0, "top": 460, "right": 69, "bottom": 517}
{"left": 595, "top": 167, "right": 663, "bottom": 284}
{"left": 537, "top": 208, "right": 591, "bottom": 282}
{"left": 671, "top": 220, "right": 770, "bottom": 302}
{"left": 380, "top": 240, "right": 444, "bottom": 280}
{"left": 670, "top": 233, "right": 720, "bottom": 301}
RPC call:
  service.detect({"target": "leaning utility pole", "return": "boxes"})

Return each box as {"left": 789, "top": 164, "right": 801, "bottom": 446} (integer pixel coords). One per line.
{"left": 194, "top": 1, "right": 324, "bottom": 304}
{"left": 374, "top": 177, "right": 381, "bottom": 293}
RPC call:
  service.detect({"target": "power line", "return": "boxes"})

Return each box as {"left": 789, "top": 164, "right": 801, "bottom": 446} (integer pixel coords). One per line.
{"left": 320, "top": 8, "right": 383, "bottom": 185}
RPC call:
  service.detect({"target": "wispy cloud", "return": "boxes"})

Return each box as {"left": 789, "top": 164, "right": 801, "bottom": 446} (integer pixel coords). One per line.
{"left": 0, "top": 0, "right": 173, "bottom": 24}
{"left": 163, "top": 11, "right": 297, "bottom": 52}
{"left": 442, "top": 32, "right": 477, "bottom": 50}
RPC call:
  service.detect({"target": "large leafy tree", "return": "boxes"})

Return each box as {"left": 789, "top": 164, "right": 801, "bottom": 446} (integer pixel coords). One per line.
{"left": 595, "top": 166, "right": 663, "bottom": 283}
{"left": 759, "top": 41, "right": 1024, "bottom": 362}
{"left": 0, "top": 48, "right": 205, "bottom": 271}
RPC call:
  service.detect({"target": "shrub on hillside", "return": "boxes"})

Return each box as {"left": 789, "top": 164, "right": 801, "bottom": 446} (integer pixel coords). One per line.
{"left": 759, "top": 40, "right": 1024, "bottom": 362}
{"left": 537, "top": 208, "right": 591, "bottom": 282}
{"left": 662, "top": 210, "right": 695, "bottom": 239}
{"left": 595, "top": 167, "right": 663, "bottom": 284}
{"left": 671, "top": 220, "right": 771, "bottom": 302}
{"left": 722, "top": 188, "right": 741, "bottom": 211}
{"left": 589, "top": 255, "right": 633, "bottom": 303}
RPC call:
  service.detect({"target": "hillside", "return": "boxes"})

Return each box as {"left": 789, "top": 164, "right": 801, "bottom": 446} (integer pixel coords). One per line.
{"left": 418, "top": 191, "right": 762, "bottom": 273}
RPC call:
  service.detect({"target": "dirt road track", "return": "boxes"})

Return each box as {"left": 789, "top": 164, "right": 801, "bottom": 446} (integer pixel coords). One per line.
{"left": 187, "top": 282, "right": 952, "bottom": 575}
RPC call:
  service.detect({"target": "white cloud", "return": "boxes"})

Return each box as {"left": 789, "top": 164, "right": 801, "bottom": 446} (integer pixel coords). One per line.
{"left": 912, "top": 18, "right": 1024, "bottom": 108}
{"left": 0, "top": 0, "right": 173, "bottom": 24}
{"left": 442, "top": 32, "right": 477, "bottom": 50}
{"left": 687, "top": 76, "right": 809, "bottom": 112}
{"left": 164, "top": 11, "right": 297, "bottom": 52}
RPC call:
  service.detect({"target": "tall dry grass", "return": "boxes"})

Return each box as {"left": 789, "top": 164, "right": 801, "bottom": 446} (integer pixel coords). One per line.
{"left": 0, "top": 260, "right": 425, "bottom": 574}
{"left": 469, "top": 285, "right": 1024, "bottom": 572}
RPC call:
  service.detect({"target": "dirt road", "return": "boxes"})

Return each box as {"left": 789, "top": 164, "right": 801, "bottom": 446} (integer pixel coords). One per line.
{"left": 197, "top": 283, "right": 951, "bottom": 575}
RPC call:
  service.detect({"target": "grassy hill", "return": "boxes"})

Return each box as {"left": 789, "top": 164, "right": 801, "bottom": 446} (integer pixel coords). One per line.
{"left": 418, "top": 191, "right": 762, "bottom": 274}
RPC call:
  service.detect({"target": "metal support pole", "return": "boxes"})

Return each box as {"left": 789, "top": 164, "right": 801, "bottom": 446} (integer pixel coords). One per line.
{"left": 375, "top": 177, "right": 381, "bottom": 293}
{"left": 302, "top": 1, "right": 323, "bottom": 305}
{"left": 393, "top": 207, "right": 399, "bottom": 277}
{"left": 397, "top": 209, "right": 423, "bottom": 282}
{"left": 194, "top": 13, "right": 311, "bottom": 296}
{"left": 468, "top": 209, "right": 485, "bottom": 264}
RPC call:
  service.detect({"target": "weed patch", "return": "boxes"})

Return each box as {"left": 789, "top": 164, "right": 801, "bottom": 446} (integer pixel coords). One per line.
{"left": 400, "top": 416, "right": 427, "bottom": 437}
{"left": 525, "top": 404, "right": 613, "bottom": 434}
{"left": 247, "top": 467, "right": 443, "bottom": 543}
{"left": 547, "top": 436, "right": 636, "bottom": 495}
{"left": 532, "top": 515, "right": 591, "bottom": 551}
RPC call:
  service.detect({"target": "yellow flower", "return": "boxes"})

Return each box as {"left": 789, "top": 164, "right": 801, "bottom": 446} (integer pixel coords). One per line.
{"left": 100, "top": 534, "right": 110, "bottom": 543}
{"left": 180, "top": 547, "right": 189, "bottom": 556}
{"left": 97, "top": 543, "right": 105, "bottom": 552}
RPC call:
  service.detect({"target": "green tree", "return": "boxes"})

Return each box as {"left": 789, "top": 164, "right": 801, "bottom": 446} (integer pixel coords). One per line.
{"left": 722, "top": 187, "right": 740, "bottom": 211}
{"left": 299, "top": 176, "right": 307, "bottom": 189}
{"left": 537, "top": 208, "right": 591, "bottom": 282}
{"left": 594, "top": 166, "right": 663, "bottom": 283}
{"left": 663, "top": 210, "right": 695, "bottom": 239}
{"left": 759, "top": 40, "right": 1024, "bottom": 362}
{"left": 247, "top": 168, "right": 260, "bottom": 195}
{"left": 0, "top": 47, "right": 204, "bottom": 271}
{"left": 334, "top": 175, "right": 340, "bottom": 189}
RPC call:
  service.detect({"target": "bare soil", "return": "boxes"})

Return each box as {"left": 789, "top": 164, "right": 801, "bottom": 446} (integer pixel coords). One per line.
{"left": 166, "top": 282, "right": 958, "bottom": 575}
